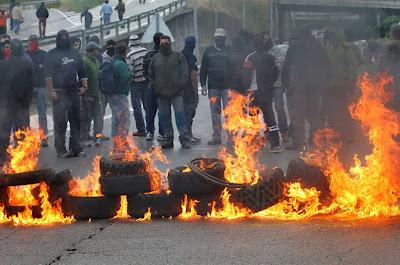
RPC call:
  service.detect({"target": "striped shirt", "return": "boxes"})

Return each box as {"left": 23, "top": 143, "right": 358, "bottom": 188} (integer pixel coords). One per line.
{"left": 126, "top": 45, "right": 148, "bottom": 83}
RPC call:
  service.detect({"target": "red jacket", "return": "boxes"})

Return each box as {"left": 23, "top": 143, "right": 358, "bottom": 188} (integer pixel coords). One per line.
{"left": 0, "top": 14, "right": 8, "bottom": 27}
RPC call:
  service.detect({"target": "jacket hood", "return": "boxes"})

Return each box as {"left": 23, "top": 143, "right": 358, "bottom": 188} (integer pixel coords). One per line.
{"left": 184, "top": 36, "right": 196, "bottom": 51}
{"left": 56, "top": 30, "right": 71, "bottom": 49}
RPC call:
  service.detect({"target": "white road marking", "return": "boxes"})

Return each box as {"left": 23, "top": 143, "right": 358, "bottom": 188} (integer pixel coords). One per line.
{"left": 53, "top": 9, "right": 81, "bottom": 26}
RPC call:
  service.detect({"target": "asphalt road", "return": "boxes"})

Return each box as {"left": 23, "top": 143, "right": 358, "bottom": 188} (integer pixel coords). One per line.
{"left": 1, "top": 96, "right": 400, "bottom": 265}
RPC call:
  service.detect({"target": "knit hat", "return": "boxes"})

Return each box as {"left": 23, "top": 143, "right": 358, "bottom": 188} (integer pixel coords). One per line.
{"left": 86, "top": 41, "right": 101, "bottom": 52}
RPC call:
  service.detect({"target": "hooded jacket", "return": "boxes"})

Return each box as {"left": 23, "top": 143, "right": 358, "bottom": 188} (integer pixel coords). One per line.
{"left": 44, "top": 31, "right": 87, "bottom": 91}
{"left": 149, "top": 51, "right": 189, "bottom": 99}
{"left": 181, "top": 36, "right": 199, "bottom": 103}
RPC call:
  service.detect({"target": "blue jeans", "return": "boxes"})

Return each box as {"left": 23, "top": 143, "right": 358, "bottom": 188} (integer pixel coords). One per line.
{"left": 109, "top": 94, "right": 130, "bottom": 137}
{"left": 158, "top": 96, "right": 190, "bottom": 143}
{"left": 273, "top": 86, "right": 288, "bottom": 134}
{"left": 145, "top": 86, "right": 163, "bottom": 135}
{"left": 33, "top": 87, "right": 48, "bottom": 135}
{"left": 103, "top": 14, "right": 111, "bottom": 25}
{"left": 208, "top": 89, "right": 229, "bottom": 139}
{"left": 130, "top": 82, "right": 146, "bottom": 133}
{"left": 13, "top": 20, "right": 21, "bottom": 34}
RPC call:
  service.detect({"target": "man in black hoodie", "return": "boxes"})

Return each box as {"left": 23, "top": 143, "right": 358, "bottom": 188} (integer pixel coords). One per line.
{"left": 44, "top": 30, "right": 88, "bottom": 158}
{"left": 36, "top": 2, "right": 49, "bottom": 38}
{"left": 0, "top": 39, "right": 33, "bottom": 163}
{"left": 181, "top": 35, "right": 200, "bottom": 144}
{"left": 143, "top": 32, "right": 164, "bottom": 141}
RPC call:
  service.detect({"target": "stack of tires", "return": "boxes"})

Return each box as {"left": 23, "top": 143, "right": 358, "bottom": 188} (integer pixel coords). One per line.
{"left": 62, "top": 155, "right": 152, "bottom": 220}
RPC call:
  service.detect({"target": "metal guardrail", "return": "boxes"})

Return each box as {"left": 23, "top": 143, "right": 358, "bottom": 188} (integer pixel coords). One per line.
{"left": 0, "top": 0, "right": 58, "bottom": 10}
{"left": 22, "top": 0, "right": 187, "bottom": 47}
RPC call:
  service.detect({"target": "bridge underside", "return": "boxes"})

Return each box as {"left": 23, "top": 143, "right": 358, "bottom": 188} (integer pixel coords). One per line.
{"left": 271, "top": 0, "right": 400, "bottom": 42}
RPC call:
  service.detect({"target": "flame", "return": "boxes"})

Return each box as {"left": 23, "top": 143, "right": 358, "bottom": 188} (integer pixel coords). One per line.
{"left": 207, "top": 189, "right": 251, "bottom": 220}
{"left": 113, "top": 195, "right": 130, "bottom": 219}
{"left": 1, "top": 128, "right": 74, "bottom": 225}
{"left": 139, "top": 147, "right": 168, "bottom": 193}
{"left": 68, "top": 156, "right": 102, "bottom": 197}
{"left": 0, "top": 204, "right": 9, "bottom": 223}
{"left": 178, "top": 195, "right": 200, "bottom": 220}
{"left": 220, "top": 91, "right": 265, "bottom": 185}
{"left": 111, "top": 136, "right": 140, "bottom": 161}
{"left": 136, "top": 208, "right": 152, "bottom": 222}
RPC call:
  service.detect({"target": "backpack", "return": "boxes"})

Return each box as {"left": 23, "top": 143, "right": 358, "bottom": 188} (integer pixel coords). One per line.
{"left": 98, "top": 60, "right": 119, "bottom": 95}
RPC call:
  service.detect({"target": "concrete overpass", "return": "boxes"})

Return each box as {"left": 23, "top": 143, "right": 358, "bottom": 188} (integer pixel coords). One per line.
{"left": 271, "top": 0, "right": 400, "bottom": 42}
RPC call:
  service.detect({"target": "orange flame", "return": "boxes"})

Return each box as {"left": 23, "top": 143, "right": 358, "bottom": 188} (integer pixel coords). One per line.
{"left": 113, "top": 195, "right": 130, "bottom": 219}
{"left": 68, "top": 156, "right": 102, "bottom": 197}
{"left": 178, "top": 195, "right": 200, "bottom": 220}
{"left": 136, "top": 208, "right": 152, "bottom": 222}
{"left": 139, "top": 147, "right": 168, "bottom": 193}
{"left": 207, "top": 189, "right": 251, "bottom": 220}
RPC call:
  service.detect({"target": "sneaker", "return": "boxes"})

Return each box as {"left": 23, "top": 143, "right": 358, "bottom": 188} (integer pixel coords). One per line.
{"left": 208, "top": 138, "right": 222, "bottom": 146}
{"left": 146, "top": 133, "right": 155, "bottom": 141}
{"left": 60, "top": 151, "right": 74, "bottom": 158}
{"left": 74, "top": 151, "right": 87, "bottom": 157}
{"left": 157, "top": 135, "right": 166, "bottom": 141}
{"left": 133, "top": 131, "right": 146, "bottom": 137}
{"left": 161, "top": 141, "right": 174, "bottom": 149}
{"left": 181, "top": 141, "right": 191, "bottom": 149}
{"left": 94, "top": 138, "right": 102, "bottom": 147}
{"left": 269, "top": 146, "right": 283, "bottom": 153}
{"left": 188, "top": 137, "right": 201, "bottom": 145}
{"left": 41, "top": 138, "right": 49, "bottom": 148}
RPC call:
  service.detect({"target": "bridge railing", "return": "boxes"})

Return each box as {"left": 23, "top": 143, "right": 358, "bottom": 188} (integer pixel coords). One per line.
{"left": 0, "top": 0, "right": 59, "bottom": 10}
{"left": 22, "top": 0, "right": 186, "bottom": 47}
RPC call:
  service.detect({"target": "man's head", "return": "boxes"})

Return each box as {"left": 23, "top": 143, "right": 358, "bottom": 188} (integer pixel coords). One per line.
{"left": 56, "top": 30, "right": 71, "bottom": 50}
{"left": 184, "top": 35, "right": 196, "bottom": 51}
{"left": 115, "top": 42, "right": 128, "bottom": 57}
{"left": 28, "top": 34, "right": 40, "bottom": 53}
{"left": 214, "top": 28, "right": 226, "bottom": 49}
{"left": 0, "top": 34, "right": 10, "bottom": 45}
{"left": 105, "top": 0, "right": 109, "bottom": 4}
{"left": 70, "top": 37, "right": 82, "bottom": 50}
{"left": 10, "top": 39, "right": 23, "bottom": 57}
{"left": 2, "top": 40, "right": 11, "bottom": 59}
{"left": 129, "top": 34, "right": 140, "bottom": 47}
{"left": 160, "top": 35, "right": 172, "bottom": 55}
{"left": 153, "top": 32, "right": 163, "bottom": 48}
{"left": 105, "top": 39, "right": 116, "bottom": 56}
{"left": 89, "top": 35, "right": 101, "bottom": 45}
{"left": 253, "top": 32, "right": 273, "bottom": 51}
{"left": 86, "top": 41, "right": 101, "bottom": 59}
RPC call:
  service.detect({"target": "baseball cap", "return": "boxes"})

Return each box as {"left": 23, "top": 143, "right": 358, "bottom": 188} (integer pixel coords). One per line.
{"left": 214, "top": 28, "right": 227, "bottom": 37}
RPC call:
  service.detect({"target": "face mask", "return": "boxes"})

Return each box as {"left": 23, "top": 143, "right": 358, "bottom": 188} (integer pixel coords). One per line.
{"left": 106, "top": 46, "right": 115, "bottom": 57}
{"left": 58, "top": 38, "right": 70, "bottom": 49}
{"left": 28, "top": 41, "right": 39, "bottom": 53}
{"left": 214, "top": 38, "right": 226, "bottom": 50}
{"left": 160, "top": 44, "right": 171, "bottom": 55}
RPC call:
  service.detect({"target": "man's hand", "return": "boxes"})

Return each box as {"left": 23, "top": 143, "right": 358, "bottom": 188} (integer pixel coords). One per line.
{"left": 201, "top": 86, "right": 208, "bottom": 96}
{"left": 49, "top": 91, "right": 58, "bottom": 102}
{"left": 79, "top": 87, "right": 88, "bottom": 96}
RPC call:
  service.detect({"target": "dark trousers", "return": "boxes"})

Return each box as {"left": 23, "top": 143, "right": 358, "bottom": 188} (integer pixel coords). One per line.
{"left": 254, "top": 91, "right": 280, "bottom": 148}
{"left": 287, "top": 89, "right": 322, "bottom": 146}
{"left": 145, "top": 86, "right": 163, "bottom": 135}
{"left": 118, "top": 12, "right": 124, "bottom": 21}
{"left": 184, "top": 102, "right": 197, "bottom": 138}
{"left": 0, "top": 26, "right": 6, "bottom": 35}
{"left": 52, "top": 92, "right": 83, "bottom": 155}
{"left": 39, "top": 18, "right": 47, "bottom": 37}
{"left": 130, "top": 82, "right": 146, "bottom": 134}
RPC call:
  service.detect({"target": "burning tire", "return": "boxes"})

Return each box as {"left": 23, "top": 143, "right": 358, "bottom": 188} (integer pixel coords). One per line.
{"left": 230, "top": 168, "right": 286, "bottom": 213}
{"left": 62, "top": 195, "right": 120, "bottom": 220}
{"left": 48, "top": 169, "right": 73, "bottom": 203}
{"left": 189, "top": 194, "right": 222, "bottom": 216}
{"left": 0, "top": 169, "right": 56, "bottom": 187}
{"left": 5, "top": 205, "right": 42, "bottom": 218}
{"left": 286, "top": 158, "right": 332, "bottom": 203}
{"left": 127, "top": 194, "right": 182, "bottom": 219}
{"left": 99, "top": 174, "right": 151, "bottom": 196}
{"left": 100, "top": 156, "right": 146, "bottom": 177}
{"left": 168, "top": 163, "right": 225, "bottom": 195}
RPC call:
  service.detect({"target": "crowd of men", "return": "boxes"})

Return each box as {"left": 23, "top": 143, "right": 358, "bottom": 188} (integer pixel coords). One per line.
{"left": 0, "top": 21, "right": 399, "bottom": 162}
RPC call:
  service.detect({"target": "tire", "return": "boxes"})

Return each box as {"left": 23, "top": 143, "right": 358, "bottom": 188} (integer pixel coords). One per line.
{"left": 100, "top": 155, "right": 146, "bottom": 177}
{"left": 188, "top": 194, "right": 222, "bottom": 216}
{"left": 62, "top": 195, "right": 120, "bottom": 220}
{"left": 0, "top": 169, "right": 56, "bottom": 187}
{"left": 168, "top": 160, "right": 225, "bottom": 195}
{"left": 100, "top": 174, "right": 151, "bottom": 196}
{"left": 5, "top": 205, "right": 42, "bottom": 218}
{"left": 127, "top": 194, "right": 182, "bottom": 219}
{"left": 286, "top": 158, "right": 332, "bottom": 203}
{"left": 48, "top": 169, "right": 73, "bottom": 203}
{"left": 230, "top": 168, "right": 286, "bottom": 213}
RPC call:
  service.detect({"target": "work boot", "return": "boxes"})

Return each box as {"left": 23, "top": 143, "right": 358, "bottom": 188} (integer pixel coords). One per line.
{"left": 181, "top": 141, "right": 191, "bottom": 149}
{"left": 146, "top": 133, "right": 155, "bottom": 141}
{"left": 161, "top": 140, "right": 174, "bottom": 149}
{"left": 157, "top": 134, "right": 166, "bottom": 142}
{"left": 188, "top": 137, "right": 201, "bottom": 145}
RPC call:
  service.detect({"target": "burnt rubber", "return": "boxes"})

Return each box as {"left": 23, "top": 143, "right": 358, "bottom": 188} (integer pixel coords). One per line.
{"left": 5, "top": 205, "right": 42, "bottom": 218}
{"left": 48, "top": 169, "right": 73, "bottom": 203}
{"left": 0, "top": 169, "right": 56, "bottom": 187}
{"left": 230, "top": 168, "right": 286, "bottom": 213}
{"left": 286, "top": 158, "right": 332, "bottom": 203}
{"left": 100, "top": 155, "right": 146, "bottom": 177}
{"left": 100, "top": 174, "right": 151, "bottom": 196}
{"left": 168, "top": 164, "right": 225, "bottom": 195}
{"left": 127, "top": 194, "right": 182, "bottom": 219}
{"left": 189, "top": 194, "right": 223, "bottom": 216}
{"left": 62, "top": 195, "right": 120, "bottom": 220}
